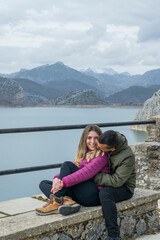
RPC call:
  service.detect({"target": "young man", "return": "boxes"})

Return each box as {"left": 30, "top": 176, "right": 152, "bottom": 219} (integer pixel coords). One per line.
{"left": 94, "top": 130, "right": 136, "bottom": 240}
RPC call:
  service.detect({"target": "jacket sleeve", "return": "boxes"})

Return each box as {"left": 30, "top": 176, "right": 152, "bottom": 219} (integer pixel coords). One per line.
{"left": 94, "top": 156, "right": 135, "bottom": 187}
{"left": 53, "top": 173, "right": 60, "bottom": 179}
{"left": 62, "top": 153, "right": 109, "bottom": 187}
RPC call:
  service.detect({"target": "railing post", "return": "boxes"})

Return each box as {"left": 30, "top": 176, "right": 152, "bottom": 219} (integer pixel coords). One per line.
{"left": 146, "top": 115, "right": 160, "bottom": 142}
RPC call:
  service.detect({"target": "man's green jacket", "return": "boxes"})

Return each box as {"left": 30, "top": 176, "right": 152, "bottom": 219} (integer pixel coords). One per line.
{"left": 94, "top": 132, "right": 136, "bottom": 193}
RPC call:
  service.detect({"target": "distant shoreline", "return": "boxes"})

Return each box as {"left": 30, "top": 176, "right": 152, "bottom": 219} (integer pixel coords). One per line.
{"left": 48, "top": 105, "right": 142, "bottom": 109}
{"left": 0, "top": 104, "right": 142, "bottom": 109}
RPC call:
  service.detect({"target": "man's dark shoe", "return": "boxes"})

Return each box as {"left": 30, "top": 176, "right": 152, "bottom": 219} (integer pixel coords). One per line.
{"left": 58, "top": 196, "right": 81, "bottom": 216}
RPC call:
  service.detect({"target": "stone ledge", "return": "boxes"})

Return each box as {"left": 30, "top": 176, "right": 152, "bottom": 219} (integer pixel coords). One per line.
{"left": 131, "top": 141, "right": 160, "bottom": 149}
{"left": 0, "top": 188, "right": 160, "bottom": 240}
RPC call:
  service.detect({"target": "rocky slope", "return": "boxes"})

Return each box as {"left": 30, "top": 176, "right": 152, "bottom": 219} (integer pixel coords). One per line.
{"left": 135, "top": 90, "right": 160, "bottom": 120}
{"left": 106, "top": 85, "right": 160, "bottom": 106}
{"left": 131, "top": 90, "right": 160, "bottom": 131}
{"left": 0, "top": 77, "right": 24, "bottom": 106}
{"left": 51, "top": 89, "right": 106, "bottom": 106}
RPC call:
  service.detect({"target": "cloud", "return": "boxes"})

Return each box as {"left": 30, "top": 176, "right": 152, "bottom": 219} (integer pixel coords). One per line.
{"left": 0, "top": 0, "right": 160, "bottom": 74}
{"left": 138, "top": 22, "right": 160, "bottom": 42}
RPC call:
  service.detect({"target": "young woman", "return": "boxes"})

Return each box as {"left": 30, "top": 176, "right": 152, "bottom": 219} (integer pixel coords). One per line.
{"left": 35, "top": 124, "right": 109, "bottom": 216}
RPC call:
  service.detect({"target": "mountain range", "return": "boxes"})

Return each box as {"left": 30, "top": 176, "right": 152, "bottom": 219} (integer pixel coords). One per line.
{"left": 106, "top": 85, "right": 160, "bottom": 106}
{"left": 0, "top": 62, "right": 160, "bottom": 106}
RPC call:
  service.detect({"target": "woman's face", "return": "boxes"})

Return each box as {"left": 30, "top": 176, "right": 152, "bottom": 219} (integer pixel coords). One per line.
{"left": 86, "top": 130, "right": 99, "bottom": 151}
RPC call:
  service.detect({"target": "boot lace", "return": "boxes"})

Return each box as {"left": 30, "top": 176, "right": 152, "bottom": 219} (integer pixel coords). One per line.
{"left": 43, "top": 199, "right": 53, "bottom": 208}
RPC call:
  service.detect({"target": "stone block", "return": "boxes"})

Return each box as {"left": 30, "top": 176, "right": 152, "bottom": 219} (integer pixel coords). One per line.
{"left": 50, "top": 234, "right": 59, "bottom": 240}
{"left": 120, "top": 216, "right": 136, "bottom": 237}
{"left": 136, "top": 219, "right": 146, "bottom": 236}
{"left": 59, "top": 234, "right": 72, "bottom": 240}
{"left": 65, "top": 223, "right": 84, "bottom": 238}
{"left": 85, "top": 222, "right": 106, "bottom": 240}
{"left": 0, "top": 197, "right": 45, "bottom": 215}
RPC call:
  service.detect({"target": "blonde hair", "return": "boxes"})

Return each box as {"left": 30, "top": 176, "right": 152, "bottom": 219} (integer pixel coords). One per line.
{"left": 74, "top": 125, "right": 104, "bottom": 166}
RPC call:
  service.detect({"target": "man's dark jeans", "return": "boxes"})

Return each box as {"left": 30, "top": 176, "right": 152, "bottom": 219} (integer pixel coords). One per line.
{"left": 99, "top": 185, "right": 133, "bottom": 238}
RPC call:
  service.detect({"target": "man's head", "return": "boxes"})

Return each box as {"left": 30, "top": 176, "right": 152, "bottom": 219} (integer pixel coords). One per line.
{"left": 98, "top": 130, "right": 120, "bottom": 152}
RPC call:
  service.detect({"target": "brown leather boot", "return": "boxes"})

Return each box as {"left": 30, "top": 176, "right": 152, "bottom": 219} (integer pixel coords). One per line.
{"left": 58, "top": 196, "right": 81, "bottom": 216}
{"left": 35, "top": 195, "right": 62, "bottom": 216}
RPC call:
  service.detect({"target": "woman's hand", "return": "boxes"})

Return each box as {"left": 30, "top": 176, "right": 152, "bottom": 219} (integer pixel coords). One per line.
{"left": 51, "top": 178, "right": 63, "bottom": 194}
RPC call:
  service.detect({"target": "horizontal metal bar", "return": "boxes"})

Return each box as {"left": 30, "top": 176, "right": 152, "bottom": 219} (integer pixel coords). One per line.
{"left": 0, "top": 120, "right": 156, "bottom": 134}
{"left": 0, "top": 120, "right": 156, "bottom": 176}
{"left": 0, "top": 163, "right": 62, "bottom": 176}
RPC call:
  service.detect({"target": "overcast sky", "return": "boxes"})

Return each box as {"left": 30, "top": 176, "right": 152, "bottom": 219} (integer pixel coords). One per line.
{"left": 0, "top": 0, "right": 160, "bottom": 75}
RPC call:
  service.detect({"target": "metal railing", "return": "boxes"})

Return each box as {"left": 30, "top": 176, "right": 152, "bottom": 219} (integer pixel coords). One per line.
{"left": 0, "top": 120, "right": 156, "bottom": 176}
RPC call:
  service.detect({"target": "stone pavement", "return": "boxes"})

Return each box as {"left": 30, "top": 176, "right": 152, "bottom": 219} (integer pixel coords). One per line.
{"left": 135, "top": 232, "right": 160, "bottom": 240}
{"left": 0, "top": 196, "right": 46, "bottom": 216}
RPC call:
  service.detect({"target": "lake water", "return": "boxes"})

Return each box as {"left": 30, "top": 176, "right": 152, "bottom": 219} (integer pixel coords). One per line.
{"left": 0, "top": 107, "right": 146, "bottom": 201}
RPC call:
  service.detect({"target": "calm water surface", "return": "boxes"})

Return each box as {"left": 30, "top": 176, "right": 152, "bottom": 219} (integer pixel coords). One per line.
{"left": 0, "top": 107, "right": 146, "bottom": 201}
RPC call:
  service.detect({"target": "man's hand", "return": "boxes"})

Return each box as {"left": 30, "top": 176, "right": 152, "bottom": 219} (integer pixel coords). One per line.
{"left": 51, "top": 178, "right": 63, "bottom": 194}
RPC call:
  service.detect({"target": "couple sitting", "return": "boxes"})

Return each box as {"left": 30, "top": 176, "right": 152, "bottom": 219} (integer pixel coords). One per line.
{"left": 36, "top": 125, "right": 136, "bottom": 240}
